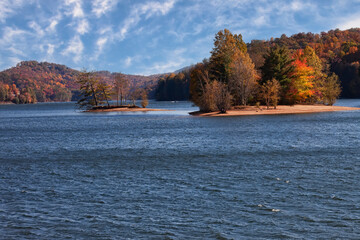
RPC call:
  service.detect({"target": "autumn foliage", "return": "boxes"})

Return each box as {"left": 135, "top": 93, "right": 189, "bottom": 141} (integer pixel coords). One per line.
{"left": 286, "top": 50, "right": 316, "bottom": 103}
{"left": 189, "top": 29, "right": 343, "bottom": 112}
{"left": 0, "top": 61, "right": 162, "bottom": 104}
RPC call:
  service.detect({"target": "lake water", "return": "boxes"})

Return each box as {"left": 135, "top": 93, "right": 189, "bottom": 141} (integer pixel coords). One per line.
{"left": 1, "top": 100, "right": 360, "bottom": 239}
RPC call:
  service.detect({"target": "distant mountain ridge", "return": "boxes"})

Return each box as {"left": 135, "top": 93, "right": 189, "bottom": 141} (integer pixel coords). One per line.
{"left": 0, "top": 61, "right": 165, "bottom": 103}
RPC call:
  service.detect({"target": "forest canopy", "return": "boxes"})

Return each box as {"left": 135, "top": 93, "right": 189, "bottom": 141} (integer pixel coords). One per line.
{"left": 187, "top": 29, "right": 345, "bottom": 112}
{"left": 157, "top": 28, "right": 360, "bottom": 104}
{"left": 0, "top": 61, "right": 161, "bottom": 104}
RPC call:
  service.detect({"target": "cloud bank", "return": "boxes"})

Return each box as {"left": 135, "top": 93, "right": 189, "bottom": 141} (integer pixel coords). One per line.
{"left": 0, "top": 0, "right": 359, "bottom": 74}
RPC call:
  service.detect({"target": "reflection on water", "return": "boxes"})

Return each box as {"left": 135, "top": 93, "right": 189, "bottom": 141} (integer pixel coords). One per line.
{"left": 1, "top": 100, "right": 360, "bottom": 239}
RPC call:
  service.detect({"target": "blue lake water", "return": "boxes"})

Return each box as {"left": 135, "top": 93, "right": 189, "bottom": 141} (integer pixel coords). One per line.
{"left": 1, "top": 100, "right": 360, "bottom": 239}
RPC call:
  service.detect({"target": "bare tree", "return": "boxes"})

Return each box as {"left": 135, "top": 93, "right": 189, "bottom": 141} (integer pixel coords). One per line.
{"left": 213, "top": 81, "right": 232, "bottom": 113}
{"left": 197, "top": 69, "right": 217, "bottom": 112}
{"left": 97, "top": 80, "right": 112, "bottom": 107}
{"left": 322, "top": 73, "right": 341, "bottom": 106}
{"left": 261, "top": 79, "right": 281, "bottom": 109}
{"left": 141, "top": 89, "right": 149, "bottom": 108}
{"left": 76, "top": 70, "right": 99, "bottom": 109}
{"left": 114, "top": 73, "right": 129, "bottom": 106}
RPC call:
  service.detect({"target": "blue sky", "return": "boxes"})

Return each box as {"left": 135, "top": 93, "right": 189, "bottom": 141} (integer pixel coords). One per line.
{"left": 1, "top": 0, "right": 360, "bottom": 75}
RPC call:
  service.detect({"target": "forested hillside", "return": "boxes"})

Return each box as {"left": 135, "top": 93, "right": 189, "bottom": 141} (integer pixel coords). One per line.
{"left": 156, "top": 28, "right": 360, "bottom": 101}
{"left": 155, "top": 71, "right": 191, "bottom": 101}
{"left": 0, "top": 61, "right": 161, "bottom": 104}
{"left": 248, "top": 28, "right": 360, "bottom": 99}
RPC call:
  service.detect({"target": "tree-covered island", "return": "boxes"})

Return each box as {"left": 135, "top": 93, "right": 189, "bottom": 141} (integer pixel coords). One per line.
{"left": 188, "top": 29, "right": 347, "bottom": 115}
{"left": 75, "top": 70, "right": 166, "bottom": 112}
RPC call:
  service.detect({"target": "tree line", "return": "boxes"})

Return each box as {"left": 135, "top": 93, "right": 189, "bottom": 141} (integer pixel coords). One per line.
{"left": 155, "top": 71, "right": 190, "bottom": 101}
{"left": 189, "top": 29, "right": 341, "bottom": 113}
{"left": 156, "top": 28, "right": 360, "bottom": 103}
{"left": 0, "top": 61, "right": 160, "bottom": 104}
{"left": 76, "top": 70, "right": 148, "bottom": 110}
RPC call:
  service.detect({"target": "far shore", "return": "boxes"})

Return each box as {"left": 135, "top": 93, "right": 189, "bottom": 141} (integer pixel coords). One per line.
{"left": 0, "top": 101, "right": 15, "bottom": 105}
{"left": 86, "top": 106, "right": 171, "bottom": 112}
{"left": 189, "top": 104, "right": 360, "bottom": 117}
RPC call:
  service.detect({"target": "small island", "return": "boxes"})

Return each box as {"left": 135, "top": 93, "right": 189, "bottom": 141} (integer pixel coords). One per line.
{"left": 86, "top": 105, "right": 169, "bottom": 112}
{"left": 75, "top": 70, "right": 165, "bottom": 112}
{"left": 190, "top": 104, "right": 360, "bottom": 117}
{"left": 186, "top": 29, "right": 354, "bottom": 117}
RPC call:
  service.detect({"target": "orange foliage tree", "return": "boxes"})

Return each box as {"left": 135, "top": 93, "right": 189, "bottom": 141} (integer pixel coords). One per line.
{"left": 287, "top": 50, "right": 315, "bottom": 103}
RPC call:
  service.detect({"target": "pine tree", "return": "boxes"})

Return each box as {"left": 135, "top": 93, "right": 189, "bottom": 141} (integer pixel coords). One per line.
{"left": 76, "top": 70, "right": 111, "bottom": 109}
{"left": 260, "top": 46, "right": 295, "bottom": 91}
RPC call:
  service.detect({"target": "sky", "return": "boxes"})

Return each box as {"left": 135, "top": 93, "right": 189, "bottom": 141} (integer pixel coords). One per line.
{"left": 1, "top": 0, "right": 360, "bottom": 75}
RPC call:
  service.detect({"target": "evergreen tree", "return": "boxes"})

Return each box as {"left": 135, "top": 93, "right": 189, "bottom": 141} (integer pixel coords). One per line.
{"left": 260, "top": 46, "right": 295, "bottom": 91}
{"left": 76, "top": 70, "right": 100, "bottom": 109}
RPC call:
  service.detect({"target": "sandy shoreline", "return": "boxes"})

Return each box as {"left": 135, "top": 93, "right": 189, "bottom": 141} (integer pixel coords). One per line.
{"left": 190, "top": 105, "right": 360, "bottom": 117}
{"left": 87, "top": 107, "right": 171, "bottom": 112}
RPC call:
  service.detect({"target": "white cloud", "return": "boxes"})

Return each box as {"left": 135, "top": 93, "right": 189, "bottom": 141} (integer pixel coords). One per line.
{"left": 91, "top": 27, "right": 115, "bottom": 60}
{"left": 47, "top": 44, "right": 55, "bottom": 56}
{"left": 139, "top": 48, "right": 188, "bottom": 75}
{"left": 8, "top": 47, "right": 26, "bottom": 56}
{"left": 97, "top": 37, "right": 108, "bottom": 51}
{"left": 64, "top": 0, "right": 90, "bottom": 35}
{"left": 0, "top": 27, "right": 28, "bottom": 45}
{"left": 92, "top": 0, "right": 118, "bottom": 18}
{"left": 0, "top": 1, "right": 16, "bottom": 22}
{"left": 77, "top": 19, "right": 90, "bottom": 34}
{"left": 124, "top": 56, "right": 133, "bottom": 67}
{"left": 46, "top": 13, "right": 62, "bottom": 33}
{"left": 119, "top": 0, "right": 176, "bottom": 40}
{"left": 289, "top": 1, "right": 304, "bottom": 11}
{"left": 65, "top": 0, "right": 84, "bottom": 18}
{"left": 47, "top": 19, "right": 59, "bottom": 32}
{"left": 253, "top": 15, "right": 267, "bottom": 27}
{"left": 99, "top": 26, "right": 113, "bottom": 35}
{"left": 9, "top": 57, "right": 22, "bottom": 66}
{"left": 142, "top": 0, "right": 177, "bottom": 17}
{"left": 92, "top": 36, "right": 108, "bottom": 59}
{"left": 338, "top": 17, "right": 360, "bottom": 30}
{"left": 0, "top": 0, "right": 33, "bottom": 22}
{"left": 141, "top": 60, "right": 183, "bottom": 75}
{"left": 62, "top": 35, "right": 84, "bottom": 63}
{"left": 28, "top": 21, "right": 45, "bottom": 36}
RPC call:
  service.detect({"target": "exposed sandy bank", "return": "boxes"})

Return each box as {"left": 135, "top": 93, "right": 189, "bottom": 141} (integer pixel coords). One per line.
{"left": 190, "top": 105, "right": 360, "bottom": 117}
